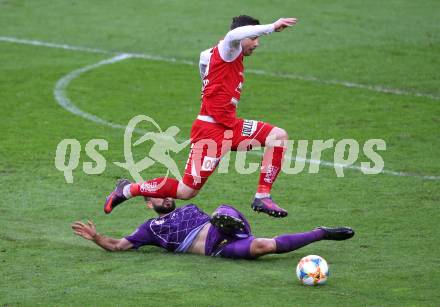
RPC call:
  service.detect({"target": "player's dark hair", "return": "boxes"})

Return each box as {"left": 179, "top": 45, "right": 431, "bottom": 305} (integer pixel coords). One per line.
{"left": 230, "top": 15, "right": 260, "bottom": 30}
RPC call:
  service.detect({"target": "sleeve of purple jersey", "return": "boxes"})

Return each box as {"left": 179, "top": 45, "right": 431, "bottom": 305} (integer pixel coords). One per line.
{"left": 124, "top": 222, "right": 156, "bottom": 249}
{"left": 218, "top": 24, "right": 275, "bottom": 62}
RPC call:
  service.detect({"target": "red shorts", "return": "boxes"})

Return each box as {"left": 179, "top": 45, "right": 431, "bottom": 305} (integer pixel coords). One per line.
{"left": 182, "top": 118, "right": 274, "bottom": 190}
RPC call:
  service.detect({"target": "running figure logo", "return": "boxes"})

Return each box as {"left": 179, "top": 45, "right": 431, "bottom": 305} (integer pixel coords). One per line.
{"left": 114, "top": 115, "right": 189, "bottom": 183}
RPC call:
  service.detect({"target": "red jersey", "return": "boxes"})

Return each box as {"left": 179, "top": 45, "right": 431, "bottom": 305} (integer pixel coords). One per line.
{"left": 199, "top": 46, "right": 244, "bottom": 128}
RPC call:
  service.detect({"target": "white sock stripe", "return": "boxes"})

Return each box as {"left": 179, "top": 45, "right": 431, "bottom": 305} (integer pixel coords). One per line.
{"left": 122, "top": 184, "right": 132, "bottom": 199}
{"left": 255, "top": 193, "right": 270, "bottom": 199}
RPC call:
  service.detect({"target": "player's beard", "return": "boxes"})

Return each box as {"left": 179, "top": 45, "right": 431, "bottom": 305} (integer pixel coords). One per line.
{"left": 244, "top": 48, "right": 255, "bottom": 56}
{"left": 153, "top": 198, "right": 176, "bottom": 214}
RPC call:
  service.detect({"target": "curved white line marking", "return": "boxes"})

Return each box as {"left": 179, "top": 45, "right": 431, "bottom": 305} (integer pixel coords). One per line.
{"left": 54, "top": 54, "right": 132, "bottom": 129}
{"left": 2, "top": 35, "right": 439, "bottom": 101}
{"left": 53, "top": 56, "right": 440, "bottom": 180}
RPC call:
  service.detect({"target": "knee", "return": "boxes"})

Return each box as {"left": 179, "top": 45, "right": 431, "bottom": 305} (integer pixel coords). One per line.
{"left": 272, "top": 127, "right": 288, "bottom": 140}
{"left": 267, "top": 127, "right": 288, "bottom": 142}
{"left": 259, "top": 239, "right": 277, "bottom": 253}
{"left": 266, "top": 127, "right": 288, "bottom": 147}
{"left": 250, "top": 239, "right": 277, "bottom": 257}
{"left": 179, "top": 189, "right": 198, "bottom": 200}
{"left": 177, "top": 183, "right": 199, "bottom": 200}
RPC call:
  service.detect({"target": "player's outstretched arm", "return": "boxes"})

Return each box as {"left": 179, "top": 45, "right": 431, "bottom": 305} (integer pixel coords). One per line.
{"left": 273, "top": 17, "right": 298, "bottom": 32}
{"left": 219, "top": 17, "right": 298, "bottom": 62}
{"left": 72, "top": 220, "right": 133, "bottom": 252}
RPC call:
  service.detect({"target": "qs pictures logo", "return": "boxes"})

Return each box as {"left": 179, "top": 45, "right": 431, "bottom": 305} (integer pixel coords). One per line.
{"left": 54, "top": 115, "right": 189, "bottom": 183}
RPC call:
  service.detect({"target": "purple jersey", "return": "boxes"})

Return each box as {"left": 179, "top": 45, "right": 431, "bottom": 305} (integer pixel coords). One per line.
{"left": 125, "top": 204, "right": 210, "bottom": 251}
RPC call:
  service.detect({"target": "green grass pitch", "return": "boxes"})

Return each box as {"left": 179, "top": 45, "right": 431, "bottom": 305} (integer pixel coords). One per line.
{"left": 1, "top": 0, "right": 439, "bottom": 306}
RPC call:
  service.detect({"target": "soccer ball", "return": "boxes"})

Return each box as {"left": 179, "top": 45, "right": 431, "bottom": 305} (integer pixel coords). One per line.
{"left": 296, "top": 255, "right": 329, "bottom": 286}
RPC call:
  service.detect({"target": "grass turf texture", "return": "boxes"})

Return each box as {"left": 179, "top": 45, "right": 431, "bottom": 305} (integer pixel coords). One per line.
{"left": 0, "top": 0, "right": 439, "bottom": 306}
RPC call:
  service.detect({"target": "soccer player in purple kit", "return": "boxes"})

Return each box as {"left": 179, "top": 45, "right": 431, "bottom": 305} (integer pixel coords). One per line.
{"left": 73, "top": 198, "right": 354, "bottom": 259}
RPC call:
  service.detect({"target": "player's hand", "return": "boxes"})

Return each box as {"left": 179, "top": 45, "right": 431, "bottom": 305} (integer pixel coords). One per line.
{"left": 273, "top": 18, "right": 298, "bottom": 32}
{"left": 72, "top": 220, "right": 97, "bottom": 241}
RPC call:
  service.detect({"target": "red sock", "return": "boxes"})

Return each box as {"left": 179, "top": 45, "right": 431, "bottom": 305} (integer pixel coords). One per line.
{"left": 257, "top": 146, "right": 285, "bottom": 194}
{"left": 130, "top": 177, "right": 179, "bottom": 198}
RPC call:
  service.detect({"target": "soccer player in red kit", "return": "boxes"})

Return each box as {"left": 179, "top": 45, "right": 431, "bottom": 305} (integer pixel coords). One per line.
{"left": 104, "top": 15, "right": 298, "bottom": 218}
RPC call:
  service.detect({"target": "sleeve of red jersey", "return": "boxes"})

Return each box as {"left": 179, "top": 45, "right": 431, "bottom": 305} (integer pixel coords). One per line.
{"left": 219, "top": 24, "right": 275, "bottom": 62}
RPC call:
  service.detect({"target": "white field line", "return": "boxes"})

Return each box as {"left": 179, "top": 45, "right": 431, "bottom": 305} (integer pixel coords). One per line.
{"left": 54, "top": 53, "right": 134, "bottom": 130}
{"left": 53, "top": 55, "right": 440, "bottom": 180}
{"left": 1, "top": 35, "right": 440, "bottom": 100}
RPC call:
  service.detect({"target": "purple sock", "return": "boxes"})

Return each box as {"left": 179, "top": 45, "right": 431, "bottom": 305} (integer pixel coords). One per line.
{"left": 274, "top": 229, "right": 325, "bottom": 254}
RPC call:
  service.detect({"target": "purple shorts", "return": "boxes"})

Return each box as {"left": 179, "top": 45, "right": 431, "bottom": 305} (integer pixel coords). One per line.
{"left": 205, "top": 204, "right": 256, "bottom": 260}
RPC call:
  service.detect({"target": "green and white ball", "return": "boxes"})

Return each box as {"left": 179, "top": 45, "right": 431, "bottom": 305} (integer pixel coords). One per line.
{"left": 296, "top": 255, "right": 329, "bottom": 286}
